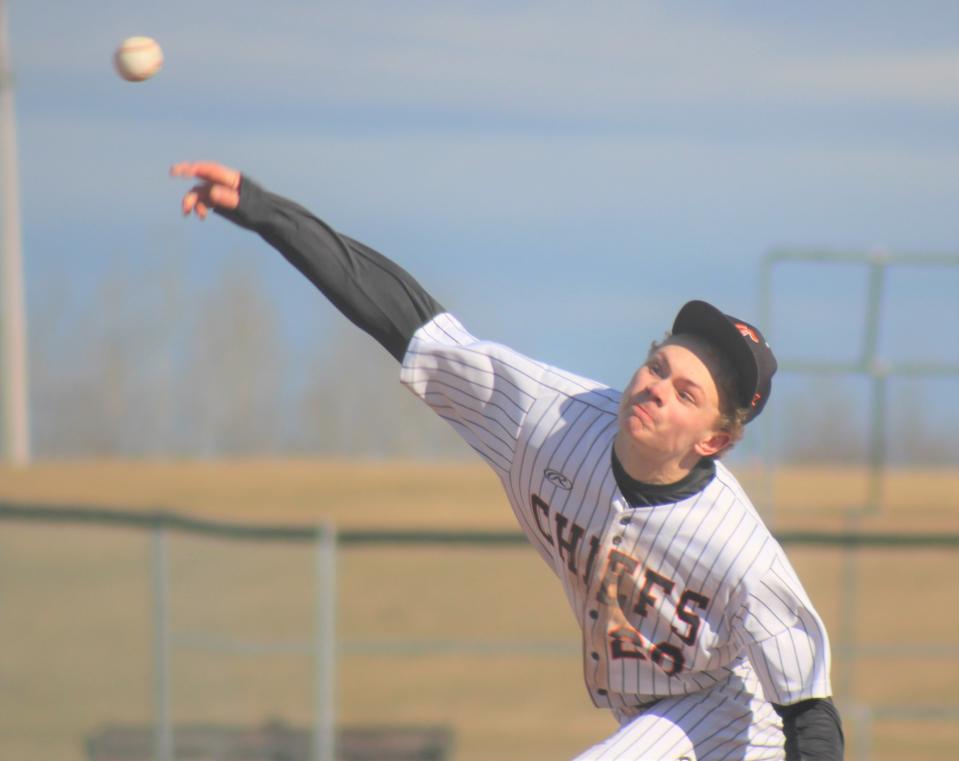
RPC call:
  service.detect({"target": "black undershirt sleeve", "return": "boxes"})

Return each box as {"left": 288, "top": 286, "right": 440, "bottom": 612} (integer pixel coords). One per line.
{"left": 773, "top": 697, "right": 844, "bottom": 760}
{"left": 214, "top": 176, "right": 445, "bottom": 362}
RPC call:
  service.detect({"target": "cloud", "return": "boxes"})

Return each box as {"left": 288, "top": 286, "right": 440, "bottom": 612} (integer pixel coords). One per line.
{"left": 13, "top": 1, "right": 959, "bottom": 125}
{"left": 772, "top": 50, "right": 959, "bottom": 107}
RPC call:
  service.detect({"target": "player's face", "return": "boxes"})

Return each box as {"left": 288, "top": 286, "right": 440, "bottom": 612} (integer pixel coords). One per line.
{"left": 617, "top": 335, "right": 731, "bottom": 473}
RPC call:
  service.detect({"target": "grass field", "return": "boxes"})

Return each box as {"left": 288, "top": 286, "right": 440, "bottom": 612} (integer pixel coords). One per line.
{"left": 1, "top": 459, "right": 957, "bottom": 760}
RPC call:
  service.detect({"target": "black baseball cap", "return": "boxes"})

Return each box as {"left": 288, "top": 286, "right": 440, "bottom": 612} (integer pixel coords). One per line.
{"left": 671, "top": 300, "right": 778, "bottom": 423}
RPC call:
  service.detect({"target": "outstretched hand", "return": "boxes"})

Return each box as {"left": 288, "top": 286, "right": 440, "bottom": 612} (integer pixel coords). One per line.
{"left": 170, "top": 161, "right": 242, "bottom": 220}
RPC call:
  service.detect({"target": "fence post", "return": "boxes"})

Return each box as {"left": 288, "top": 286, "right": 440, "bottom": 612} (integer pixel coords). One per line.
{"left": 314, "top": 522, "right": 337, "bottom": 761}
{"left": 851, "top": 703, "right": 873, "bottom": 761}
{"left": 863, "top": 253, "right": 887, "bottom": 513}
{"left": 151, "top": 526, "right": 173, "bottom": 761}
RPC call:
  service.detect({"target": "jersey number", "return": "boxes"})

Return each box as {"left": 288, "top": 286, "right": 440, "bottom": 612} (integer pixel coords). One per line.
{"left": 609, "top": 626, "right": 685, "bottom": 676}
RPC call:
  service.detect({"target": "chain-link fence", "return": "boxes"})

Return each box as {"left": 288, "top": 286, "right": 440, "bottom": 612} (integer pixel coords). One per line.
{"left": 1, "top": 503, "right": 957, "bottom": 760}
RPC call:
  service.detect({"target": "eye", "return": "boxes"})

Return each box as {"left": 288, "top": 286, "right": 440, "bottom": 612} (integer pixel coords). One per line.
{"left": 679, "top": 389, "right": 696, "bottom": 404}
{"left": 648, "top": 360, "right": 663, "bottom": 376}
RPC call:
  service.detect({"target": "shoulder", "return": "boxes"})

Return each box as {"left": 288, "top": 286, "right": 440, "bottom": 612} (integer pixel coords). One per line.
{"left": 404, "top": 312, "right": 620, "bottom": 406}
{"left": 711, "top": 461, "right": 761, "bottom": 515}
{"left": 700, "top": 464, "right": 784, "bottom": 588}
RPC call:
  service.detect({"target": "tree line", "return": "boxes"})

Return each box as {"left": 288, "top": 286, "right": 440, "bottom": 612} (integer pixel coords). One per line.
{"left": 26, "top": 252, "right": 957, "bottom": 465}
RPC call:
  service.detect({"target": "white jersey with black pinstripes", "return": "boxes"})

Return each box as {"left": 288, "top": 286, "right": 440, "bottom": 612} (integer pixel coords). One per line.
{"left": 400, "top": 312, "right": 832, "bottom": 716}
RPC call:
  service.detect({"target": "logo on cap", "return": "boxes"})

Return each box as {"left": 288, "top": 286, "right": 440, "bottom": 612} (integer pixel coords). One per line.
{"left": 735, "top": 322, "right": 760, "bottom": 344}
{"left": 751, "top": 392, "right": 762, "bottom": 408}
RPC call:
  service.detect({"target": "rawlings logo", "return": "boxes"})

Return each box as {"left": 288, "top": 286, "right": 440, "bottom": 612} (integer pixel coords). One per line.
{"left": 544, "top": 469, "right": 573, "bottom": 490}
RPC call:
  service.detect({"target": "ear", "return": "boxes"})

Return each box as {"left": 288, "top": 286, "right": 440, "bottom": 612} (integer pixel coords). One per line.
{"left": 694, "top": 430, "right": 732, "bottom": 458}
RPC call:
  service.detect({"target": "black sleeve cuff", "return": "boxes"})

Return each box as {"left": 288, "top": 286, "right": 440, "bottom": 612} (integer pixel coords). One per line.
{"left": 773, "top": 698, "right": 844, "bottom": 761}
{"left": 214, "top": 175, "right": 271, "bottom": 229}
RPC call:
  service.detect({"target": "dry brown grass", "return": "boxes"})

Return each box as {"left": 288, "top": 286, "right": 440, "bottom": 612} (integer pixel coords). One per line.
{"left": 0, "top": 459, "right": 956, "bottom": 760}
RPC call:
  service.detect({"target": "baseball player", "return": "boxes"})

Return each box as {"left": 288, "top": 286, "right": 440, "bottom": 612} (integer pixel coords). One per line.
{"left": 171, "top": 161, "right": 844, "bottom": 760}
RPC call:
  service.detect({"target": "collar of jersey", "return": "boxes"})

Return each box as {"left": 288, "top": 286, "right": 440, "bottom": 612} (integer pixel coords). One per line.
{"left": 610, "top": 449, "right": 716, "bottom": 508}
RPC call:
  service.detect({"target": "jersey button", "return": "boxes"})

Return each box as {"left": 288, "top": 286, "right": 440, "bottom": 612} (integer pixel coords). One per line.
{"left": 612, "top": 535, "right": 622, "bottom": 545}
{"left": 619, "top": 516, "right": 631, "bottom": 525}
{"left": 589, "top": 610, "right": 598, "bottom": 620}
{"left": 591, "top": 651, "right": 600, "bottom": 661}
{"left": 597, "top": 689, "right": 608, "bottom": 696}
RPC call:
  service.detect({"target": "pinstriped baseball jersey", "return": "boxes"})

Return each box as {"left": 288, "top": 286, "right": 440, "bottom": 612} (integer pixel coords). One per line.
{"left": 400, "top": 312, "right": 832, "bottom": 712}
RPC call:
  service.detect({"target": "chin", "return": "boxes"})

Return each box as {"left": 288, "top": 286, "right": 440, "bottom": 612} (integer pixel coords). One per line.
{"left": 622, "top": 415, "right": 653, "bottom": 444}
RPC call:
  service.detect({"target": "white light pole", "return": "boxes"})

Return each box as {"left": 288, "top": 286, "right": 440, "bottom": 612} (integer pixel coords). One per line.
{"left": 0, "top": 0, "right": 30, "bottom": 466}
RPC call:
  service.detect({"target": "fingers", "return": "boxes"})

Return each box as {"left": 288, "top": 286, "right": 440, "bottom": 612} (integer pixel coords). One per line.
{"left": 170, "top": 161, "right": 241, "bottom": 189}
{"left": 179, "top": 178, "right": 241, "bottom": 220}
{"left": 182, "top": 187, "right": 198, "bottom": 216}
{"left": 208, "top": 183, "right": 240, "bottom": 208}
{"left": 181, "top": 184, "right": 212, "bottom": 219}
{"left": 173, "top": 161, "right": 240, "bottom": 221}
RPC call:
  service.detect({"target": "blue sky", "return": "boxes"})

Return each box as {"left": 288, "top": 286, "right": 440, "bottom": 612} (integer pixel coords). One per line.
{"left": 6, "top": 1, "right": 959, "bottom": 460}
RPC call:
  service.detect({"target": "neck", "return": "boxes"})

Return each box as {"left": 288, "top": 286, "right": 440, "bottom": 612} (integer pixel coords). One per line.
{"left": 612, "top": 432, "right": 701, "bottom": 485}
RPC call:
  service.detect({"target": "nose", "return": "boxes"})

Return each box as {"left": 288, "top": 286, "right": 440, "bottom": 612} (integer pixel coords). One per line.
{"left": 642, "top": 376, "right": 667, "bottom": 406}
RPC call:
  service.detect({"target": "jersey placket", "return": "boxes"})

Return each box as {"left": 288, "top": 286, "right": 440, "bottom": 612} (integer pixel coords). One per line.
{"left": 582, "top": 497, "right": 637, "bottom": 706}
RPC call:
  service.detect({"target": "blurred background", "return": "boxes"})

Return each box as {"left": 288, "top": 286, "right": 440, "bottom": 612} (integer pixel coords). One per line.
{"left": 2, "top": 0, "right": 957, "bottom": 463}
{"left": 0, "top": 2, "right": 957, "bottom": 760}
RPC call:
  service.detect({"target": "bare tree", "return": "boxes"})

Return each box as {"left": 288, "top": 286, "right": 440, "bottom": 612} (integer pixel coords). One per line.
{"left": 779, "top": 379, "right": 866, "bottom": 465}
{"left": 294, "top": 322, "right": 471, "bottom": 458}
{"left": 887, "top": 379, "right": 957, "bottom": 466}
{"left": 180, "top": 256, "right": 284, "bottom": 455}
{"left": 32, "top": 247, "right": 189, "bottom": 456}
{"left": 779, "top": 377, "right": 959, "bottom": 466}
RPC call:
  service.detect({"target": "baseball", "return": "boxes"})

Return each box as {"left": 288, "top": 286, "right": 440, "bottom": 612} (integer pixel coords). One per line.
{"left": 114, "top": 36, "right": 163, "bottom": 82}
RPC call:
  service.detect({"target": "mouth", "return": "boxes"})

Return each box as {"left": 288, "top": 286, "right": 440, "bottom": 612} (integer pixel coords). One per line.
{"left": 632, "top": 403, "right": 655, "bottom": 425}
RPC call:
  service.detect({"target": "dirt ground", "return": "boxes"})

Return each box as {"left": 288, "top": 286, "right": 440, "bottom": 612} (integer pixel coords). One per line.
{"left": 0, "top": 459, "right": 956, "bottom": 760}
